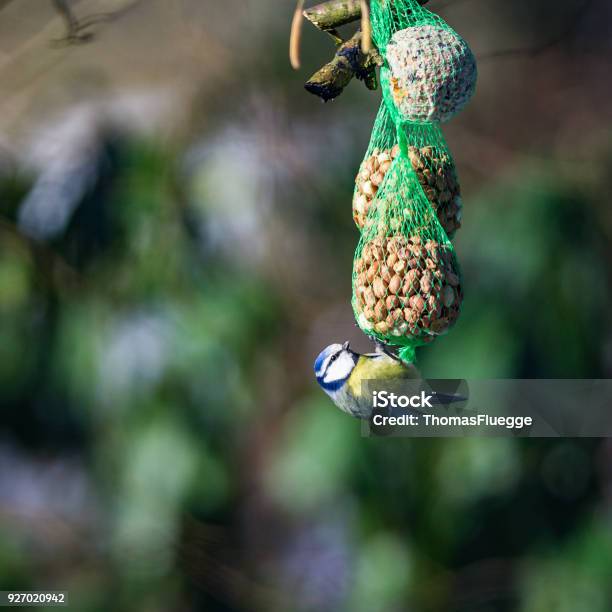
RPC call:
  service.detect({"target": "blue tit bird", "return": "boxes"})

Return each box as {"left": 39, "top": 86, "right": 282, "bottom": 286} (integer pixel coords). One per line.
{"left": 314, "top": 341, "right": 420, "bottom": 419}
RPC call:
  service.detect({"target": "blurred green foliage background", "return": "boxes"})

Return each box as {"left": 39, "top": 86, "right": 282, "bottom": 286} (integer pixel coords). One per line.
{"left": 1, "top": 0, "right": 612, "bottom": 610}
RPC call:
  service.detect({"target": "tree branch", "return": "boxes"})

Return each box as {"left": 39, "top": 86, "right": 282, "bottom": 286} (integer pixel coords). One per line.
{"left": 300, "top": 0, "right": 430, "bottom": 100}
{"left": 303, "top": 0, "right": 429, "bottom": 32}
{"left": 303, "top": 0, "right": 362, "bottom": 31}
{"left": 304, "top": 31, "right": 382, "bottom": 101}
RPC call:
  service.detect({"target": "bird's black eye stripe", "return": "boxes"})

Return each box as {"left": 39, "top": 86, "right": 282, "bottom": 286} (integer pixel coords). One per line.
{"left": 330, "top": 353, "right": 339, "bottom": 363}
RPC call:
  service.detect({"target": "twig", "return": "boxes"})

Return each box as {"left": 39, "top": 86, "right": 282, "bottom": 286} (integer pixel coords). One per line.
{"left": 296, "top": 0, "right": 430, "bottom": 99}
{"left": 290, "top": 0, "right": 305, "bottom": 69}
{"left": 51, "top": 0, "right": 92, "bottom": 44}
{"left": 50, "top": 0, "right": 143, "bottom": 45}
{"left": 303, "top": 0, "right": 362, "bottom": 31}
{"left": 360, "top": 0, "right": 372, "bottom": 53}
{"left": 304, "top": 0, "right": 429, "bottom": 32}
{"left": 304, "top": 31, "right": 381, "bottom": 101}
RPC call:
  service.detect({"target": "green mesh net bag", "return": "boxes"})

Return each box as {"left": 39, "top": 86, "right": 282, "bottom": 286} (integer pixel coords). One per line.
{"left": 351, "top": 0, "right": 476, "bottom": 362}
{"left": 352, "top": 153, "right": 463, "bottom": 363}
{"left": 372, "top": 0, "right": 477, "bottom": 124}
{"left": 352, "top": 102, "right": 463, "bottom": 239}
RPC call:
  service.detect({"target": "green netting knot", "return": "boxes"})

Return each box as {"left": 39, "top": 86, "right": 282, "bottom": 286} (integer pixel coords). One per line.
{"left": 398, "top": 345, "right": 416, "bottom": 365}
{"left": 397, "top": 122, "right": 409, "bottom": 158}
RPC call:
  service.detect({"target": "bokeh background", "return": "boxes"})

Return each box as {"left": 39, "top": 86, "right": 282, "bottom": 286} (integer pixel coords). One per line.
{"left": 1, "top": 0, "right": 612, "bottom": 610}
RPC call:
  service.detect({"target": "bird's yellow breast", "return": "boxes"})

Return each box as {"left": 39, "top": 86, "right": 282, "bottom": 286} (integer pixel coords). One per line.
{"left": 347, "top": 354, "right": 418, "bottom": 399}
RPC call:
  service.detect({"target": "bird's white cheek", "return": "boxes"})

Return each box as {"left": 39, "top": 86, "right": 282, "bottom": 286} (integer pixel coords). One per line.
{"left": 323, "top": 353, "right": 355, "bottom": 384}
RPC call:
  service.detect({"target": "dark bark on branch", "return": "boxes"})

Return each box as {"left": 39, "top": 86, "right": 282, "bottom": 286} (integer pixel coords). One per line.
{"left": 303, "top": 0, "right": 361, "bottom": 31}
{"left": 301, "top": 0, "right": 430, "bottom": 101}
{"left": 303, "top": 0, "right": 429, "bottom": 32}
{"left": 304, "top": 31, "right": 382, "bottom": 101}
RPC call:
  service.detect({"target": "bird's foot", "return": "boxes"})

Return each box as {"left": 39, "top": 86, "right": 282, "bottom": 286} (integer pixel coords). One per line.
{"left": 372, "top": 339, "right": 401, "bottom": 361}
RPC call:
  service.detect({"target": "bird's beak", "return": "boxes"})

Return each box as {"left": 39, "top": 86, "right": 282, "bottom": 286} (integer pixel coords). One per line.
{"left": 343, "top": 341, "right": 350, "bottom": 350}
